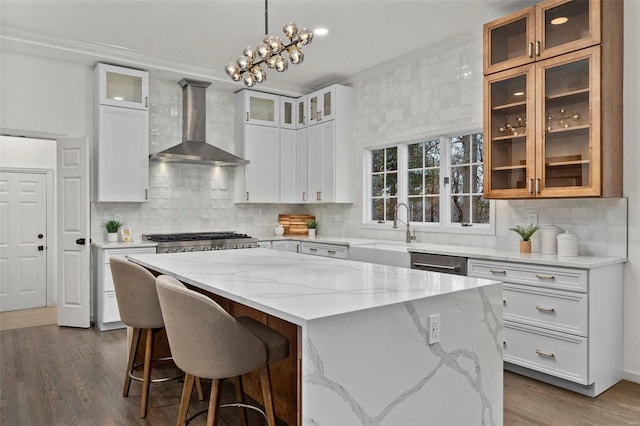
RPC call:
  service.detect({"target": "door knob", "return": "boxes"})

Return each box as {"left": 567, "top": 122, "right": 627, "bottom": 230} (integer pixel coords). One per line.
{"left": 38, "top": 234, "right": 44, "bottom": 239}
{"left": 75, "top": 238, "right": 86, "bottom": 245}
{"left": 38, "top": 246, "right": 44, "bottom": 251}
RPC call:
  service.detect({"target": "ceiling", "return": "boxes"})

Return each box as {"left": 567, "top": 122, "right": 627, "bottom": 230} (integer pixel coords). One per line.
{"left": 0, "top": 0, "right": 537, "bottom": 95}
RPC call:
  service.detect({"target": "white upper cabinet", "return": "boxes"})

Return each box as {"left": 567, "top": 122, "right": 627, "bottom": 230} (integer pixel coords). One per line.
{"left": 295, "top": 129, "right": 309, "bottom": 203}
{"left": 280, "top": 96, "right": 296, "bottom": 129}
{"left": 241, "top": 90, "right": 280, "bottom": 127}
{"left": 235, "top": 124, "right": 280, "bottom": 203}
{"left": 308, "top": 86, "right": 336, "bottom": 126}
{"left": 279, "top": 128, "right": 297, "bottom": 203}
{"left": 96, "top": 63, "right": 149, "bottom": 110}
{"left": 296, "top": 96, "right": 308, "bottom": 129}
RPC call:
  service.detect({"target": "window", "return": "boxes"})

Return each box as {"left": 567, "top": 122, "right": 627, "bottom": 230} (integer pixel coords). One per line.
{"left": 366, "top": 131, "right": 492, "bottom": 231}
{"left": 370, "top": 147, "right": 398, "bottom": 221}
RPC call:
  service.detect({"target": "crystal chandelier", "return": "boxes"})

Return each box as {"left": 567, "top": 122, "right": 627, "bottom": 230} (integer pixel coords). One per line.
{"left": 224, "top": 0, "right": 313, "bottom": 87}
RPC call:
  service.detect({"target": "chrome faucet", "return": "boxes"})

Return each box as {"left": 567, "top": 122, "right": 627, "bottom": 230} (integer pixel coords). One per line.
{"left": 393, "top": 202, "right": 416, "bottom": 243}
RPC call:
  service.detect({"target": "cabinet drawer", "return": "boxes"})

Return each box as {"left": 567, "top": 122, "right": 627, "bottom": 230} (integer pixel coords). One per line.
{"left": 103, "top": 291, "right": 121, "bottom": 323}
{"left": 468, "top": 259, "right": 587, "bottom": 292}
{"left": 104, "top": 247, "right": 156, "bottom": 264}
{"left": 504, "top": 323, "right": 588, "bottom": 385}
{"left": 504, "top": 284, "right": 588, "bottom": 337}
{"left": 301, "top": 243, "right": 348, "bottom": 259}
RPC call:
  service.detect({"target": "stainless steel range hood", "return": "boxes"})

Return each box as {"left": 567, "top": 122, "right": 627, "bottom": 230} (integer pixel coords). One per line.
{"left": 149, "top": 79, "right": 249, "bottom": 166}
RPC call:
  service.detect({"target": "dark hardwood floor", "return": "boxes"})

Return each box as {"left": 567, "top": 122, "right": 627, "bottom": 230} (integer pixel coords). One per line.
{"left": 1, "top": 324, "right": 639, "bottom": 425}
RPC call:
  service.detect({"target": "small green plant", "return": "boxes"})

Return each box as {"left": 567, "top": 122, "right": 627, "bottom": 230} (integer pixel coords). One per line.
{"left": 104, "top": 219, "right": 123, "bottom": 233}
{"left": 509, "top": 223, "right": 540, "bottom": 241}
{"left": 306, "top": 220, "right": 317, "bottom": 229}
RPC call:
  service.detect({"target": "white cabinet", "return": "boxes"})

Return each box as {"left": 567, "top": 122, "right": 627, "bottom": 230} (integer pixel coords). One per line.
{"left": 280, "top": 129, "right": 297, "bottom": 203}
{"left": 234, "top": 124, "right": 280, "bottom": 203}
{"left": 94, "top": 105, "right": 149, "bottom": 202}
{"left": 92, "top": 245, "right": 156, "bottom": 331}
{"left": 295, "top": 130, "right": 309, "bottom": 203}
{"left": 280, "top": 96, "right": 296, "bottom": 129}
{"left": 239, "top": 90, "right": 280, "bottom": 127}
{"left": 93, "top": 64, "right": 149, "bottom": 203}
{"left": 96, "top": 63, "right": 148, "bottom": 110}
{"left": 308, "top": 86, "right": 336, "bottom": 126}
{"left": 289, "top": 240, "right": 301, "bottom": 253}
{"left": 468, "top": 258, "right": 623, "bottom": 397}
{"left": 271, "top": 240, "right": 290, "bottom": 251}
{"left": 301, "top": 242, "right": 348, "bottom": 259}
{"left": 257, "top": 241, "right": 272, "bottom": 249}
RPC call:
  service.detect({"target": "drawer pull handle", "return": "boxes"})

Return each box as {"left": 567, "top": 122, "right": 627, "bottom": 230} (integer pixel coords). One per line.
{"left": 413, "top": 263, "right": 458, "bottom": 271}
{"left": 309, "top": 248, "right": 318, "bottom": 252}
{"left": 489, "top": 269, "right": 506, "bottom": 274}
{"left": 535, "top": 305, "right": 555, "bottom": 313}
{"left": 536, "top": 273, "right": 555, "bottom": 280}
{"left": 536, "top": 349, "right": 555, "bottom": 359}
{"left": 328, "top": 250, "right": 336, "bottom": 255}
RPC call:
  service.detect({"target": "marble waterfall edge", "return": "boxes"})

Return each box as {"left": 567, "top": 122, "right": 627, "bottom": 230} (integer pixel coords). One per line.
{"left": 302, "top": 285, "right": 503, "bottom": 425}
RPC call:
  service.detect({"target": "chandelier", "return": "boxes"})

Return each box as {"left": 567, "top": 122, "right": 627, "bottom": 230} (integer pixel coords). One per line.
{"left": 224, "top": 0, "right": 314, "bottom": 87}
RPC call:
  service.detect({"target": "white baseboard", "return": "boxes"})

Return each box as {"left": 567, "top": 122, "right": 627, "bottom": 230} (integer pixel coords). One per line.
{"left": 623, "top": 369, "right": 640, "bottom": 384}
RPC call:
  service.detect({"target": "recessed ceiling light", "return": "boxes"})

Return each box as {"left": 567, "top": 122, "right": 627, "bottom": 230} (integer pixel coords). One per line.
{"left": 551, "top": 17, "right": 568, "bottom": 25}
{"left": 513, "top": 91, "right": 525, "bottom": 96}
{"left": 313, "top": 27, "right": 329, "bottom": 36}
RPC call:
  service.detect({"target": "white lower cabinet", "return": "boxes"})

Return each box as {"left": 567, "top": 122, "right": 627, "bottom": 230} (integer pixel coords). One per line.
{"left": 468, "top": 258, "right": 623, "bottom": 397}
{"left": 92, "top": 246, "right": 156, "bottom": 331}
{"left": 271, "top": 240, "right": 290, "bottom": 251}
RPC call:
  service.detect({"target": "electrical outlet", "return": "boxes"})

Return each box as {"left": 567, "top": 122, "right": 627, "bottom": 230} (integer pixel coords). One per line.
{"left": 428, "top": 314, "right": 440, "bottom": 344}
{"left": 528, "top": 212, "right": 538, "bottom": 226}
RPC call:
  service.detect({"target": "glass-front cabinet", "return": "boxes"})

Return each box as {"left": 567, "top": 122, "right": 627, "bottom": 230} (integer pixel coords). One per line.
{"left": 484, "top": 46, "right": 600, "bottom": 198}
{"left": 484, "top": 0, "right": 600, "bottom": 75}
{"left": 296, "top": 96, "right": 307, "bottom": 129}
{"left": 308, "top": 86, "right": 336, "bottom": 126}
{"left": 280, "top": 96, "right": 296, "bottom": 129}
{"left": 242, "top": 91, "right": 280, "bottom": 127}
{"left": 96, "top": 63, "right": 149, "bottom": 110}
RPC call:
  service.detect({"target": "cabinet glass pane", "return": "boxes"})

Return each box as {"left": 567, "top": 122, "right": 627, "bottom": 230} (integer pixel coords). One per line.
{"left": 310, "top": 96, "right": 318, "bottom": 121}
{"left": 489, "top": 74, "right": 528, "bottom": 190}
{"left": 298, "top": 101, "right": 305, "bottom": 125}
{"left": 249, "top": 97, "right": 275, "bottom": 122}
{"left": 544, "top": 1, "right": 590, "bottom": 50}
{"left": 106, "top": 72, "right": 142, "bottom": 103}
{"left": 490, "top": 18, "right": 527, "bottom": 67}
{"left": 323, "top": 91, "right": 332, "bottom": 117}
{"left": 283, "top": 101, "right": 293, "bottom": 124}
{"left": 544, "top": 58, "right": 591, "bottom": 188}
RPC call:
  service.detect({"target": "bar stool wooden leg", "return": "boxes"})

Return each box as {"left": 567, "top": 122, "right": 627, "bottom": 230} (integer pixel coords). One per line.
{"left": 124, "top": 327, "right": 141, "bottom": 397}
{"left": 230, "top": 376, "right": 247, "bottom": 426}
{"left": 177, "top": 373, "right": 195, "bottom": 426}
{"left": 195, "top": 377, "right": 205, "bottom": 401}
{"left": 206, "top": 379, "right": 223, "bottom": 426}
{"left": 259, "top": 367, "right": 277, "bottom": 426}
{"left": 140, "top": 328, "right": 155, "bottom": 418}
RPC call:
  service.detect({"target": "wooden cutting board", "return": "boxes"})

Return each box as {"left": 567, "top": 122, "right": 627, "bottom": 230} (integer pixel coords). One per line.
{"left": 278, "top": 214, "right": 315, "bottom": 235}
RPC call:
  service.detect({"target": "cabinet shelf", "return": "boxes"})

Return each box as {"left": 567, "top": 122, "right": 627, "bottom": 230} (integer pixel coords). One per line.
{"left": 547, "top": 159, "right": 590, "bottom": 167}
{"left": 492, "top": 133, "right": 527, "bottom": 141}
{"left": 545, "top": 124, "right": 590, "bottom": 135}
{"left": 492, "top": 100, "right": 527, "bottom": 111}
{"left": 546, "top": 88, "right": 590, "bottom": 101}
{"left": 492, "top": 164, "right": 527, "bottom": 171}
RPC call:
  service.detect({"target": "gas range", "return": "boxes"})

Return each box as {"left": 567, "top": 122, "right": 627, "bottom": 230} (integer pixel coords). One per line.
{"left": 142, "top": 231, "right": 258, "bottom": 253}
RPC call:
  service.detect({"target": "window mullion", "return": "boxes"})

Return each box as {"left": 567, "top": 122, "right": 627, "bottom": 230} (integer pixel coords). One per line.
{"left": 441, "top": 136, "right": 451, "bottom": 226}
{"left": 397, "top": 144, "right": 408, "bottom": 223}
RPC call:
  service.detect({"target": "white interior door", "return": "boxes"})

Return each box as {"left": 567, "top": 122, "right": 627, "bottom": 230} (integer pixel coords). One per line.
{"left": 57, "top": 137, "right": 90, "bottom": 328}
{"left": 0, "top": 171, "right": 48, "bottom": 312}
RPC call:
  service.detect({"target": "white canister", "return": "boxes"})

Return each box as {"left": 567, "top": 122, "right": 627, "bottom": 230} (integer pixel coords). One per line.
{"left": 540, "top": 225, "right": 562, "bottom": 254}
{"left": 557, "top": 232, "right": 578, "bottom": 256}
{"left": 274, "top": 224, "right": 285, "bottom": 236}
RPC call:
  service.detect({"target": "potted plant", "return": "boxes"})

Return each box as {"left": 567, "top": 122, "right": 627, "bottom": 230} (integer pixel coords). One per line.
{"left": 104, "top": 219, "right": 123, "bottom": 243}
{"left": 307, "top": 220, "right": 317, "bottom": 239}
{"left": 509, "top": 224, "right": 540, "bottom": 253}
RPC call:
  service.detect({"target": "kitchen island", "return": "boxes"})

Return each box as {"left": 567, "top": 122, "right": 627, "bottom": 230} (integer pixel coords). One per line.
{"left": 128, "top": 248, "right": 503, "bottom": 425}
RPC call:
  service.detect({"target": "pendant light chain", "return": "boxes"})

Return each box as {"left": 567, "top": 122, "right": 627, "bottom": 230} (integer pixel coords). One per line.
{"left": 225, "top": 0, "right": 314, "bottom": 87}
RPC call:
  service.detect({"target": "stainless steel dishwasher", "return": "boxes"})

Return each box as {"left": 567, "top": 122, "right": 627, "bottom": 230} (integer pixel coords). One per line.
{"left": 409, "top": 252, "right": 468, "bottom": 276}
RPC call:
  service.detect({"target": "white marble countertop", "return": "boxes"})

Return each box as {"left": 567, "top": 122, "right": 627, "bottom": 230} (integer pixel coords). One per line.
{"left": 258, "top": 235, "right": 626, "bottom": 269}
{"left": 90, "top": 240, "right": 158, "bottom": 249}
{"left": 127, "top": 249, "right": 500, "bottom": 326}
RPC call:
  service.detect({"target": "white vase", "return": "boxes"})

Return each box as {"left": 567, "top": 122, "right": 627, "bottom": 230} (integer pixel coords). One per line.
{"left": 308, "top": 229, "right": 316, "bottom": 239}
{"left": 106, "top": 232, "right": 118, "bottom": 243}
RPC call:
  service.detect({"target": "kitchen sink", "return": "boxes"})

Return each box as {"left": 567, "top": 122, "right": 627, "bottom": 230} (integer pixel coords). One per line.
{"left": 349, "top": 243, "right": 411, "bottom": 268}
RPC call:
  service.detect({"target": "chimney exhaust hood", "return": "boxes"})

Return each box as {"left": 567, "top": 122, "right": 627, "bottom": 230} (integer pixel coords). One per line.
{"left": 149, "top": 79, "right": 249, "bottom": 166}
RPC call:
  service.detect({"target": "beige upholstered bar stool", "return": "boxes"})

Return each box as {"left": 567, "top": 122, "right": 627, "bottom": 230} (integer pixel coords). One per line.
{"left": 155, "top": 275, "right": 289, "bottom": 426}
{"left": 109, "top": 258, "right": 203, "bottom": 418}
